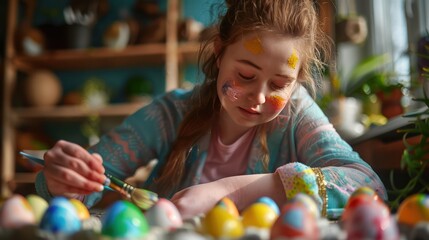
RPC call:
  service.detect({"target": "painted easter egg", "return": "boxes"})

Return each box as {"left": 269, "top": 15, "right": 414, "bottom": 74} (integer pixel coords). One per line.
{"left": 350, "top": 186, "right": 381, "bottom": 203}
{"left": 216, "top": 197, "right": 239, "bottom": 217}
{"left": 201, "top": 205, "right": 244, "bottom": 238}
{"left": 0, "top": 194, "right": 35, "bottom": 228}
{"left": 397, "top": 194, "right": 429, "bottom": 226}
{"left": 270, "top": 202, "right": 318, "bottom": 240}
{"left": 144, "top": 198, "right": 182, "bottom": 230}
{"left": 26, "top": 194, "right": 48, "bottom": 224}
{"left": 288, "top": 193, "right": 320, "bottom": 218}
{"left": 256, "top": 196, "right": 280, "bottom": 215}
{"left": 342, "top": 192, "right": 380, "bottom": 222}
{"left": 101, "top": 200, "right": 149, "bottom": 238}
{"left": 39, "top": 197, "right": 81, "bottom": 234}
{"left": 69, "top": 198, "right": 90, "bottom": 221}
{"left": 241, "top": 202, "right": 278, "bottom": 229}
{"left": 343, "top": 200, "right": 399, "bottom": 240}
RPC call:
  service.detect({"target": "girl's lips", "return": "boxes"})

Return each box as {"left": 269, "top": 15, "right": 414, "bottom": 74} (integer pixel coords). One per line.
{"left": 239, "top": 107, "right": 261, "bottom": 115}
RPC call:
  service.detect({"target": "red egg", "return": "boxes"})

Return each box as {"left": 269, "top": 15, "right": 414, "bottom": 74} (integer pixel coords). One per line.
{"left": 342, "top": 191, "right": 381, "bottom": 222}
{"left": 350, "top": 186, "right": 380, "bottom": 202}
{"left": 343, "top": 200, "right": 399, "bottom": 240}
{"left": 270, "top": 202, "right": 318, "bottom": 240}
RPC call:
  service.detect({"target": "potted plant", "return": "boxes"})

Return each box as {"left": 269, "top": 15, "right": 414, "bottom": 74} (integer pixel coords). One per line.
{"left": 320, "top": 54, "right": 395, "bottom": 140}
{"left": 388, "top": 49, "right": 429, "bottom": 210}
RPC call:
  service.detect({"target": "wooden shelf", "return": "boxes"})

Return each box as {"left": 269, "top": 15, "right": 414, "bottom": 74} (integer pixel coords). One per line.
{"left": 12, "top": 101, "right": 149, "bottom": 120}
{"left": 11, "top": 42, "right": 200, "bottom": 71}
{"left": 1, "top": 0, "right": 188, "bottom": 198}
{"left": 14, "top": 172, "right": 37, "bottom": 183}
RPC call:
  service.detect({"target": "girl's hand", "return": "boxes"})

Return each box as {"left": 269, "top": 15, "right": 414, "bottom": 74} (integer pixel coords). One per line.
{"left": 43, "top": 140, "right": 106, "bottom": 198}
{"left": 170, "top": 180, "right": 227, "bottom": 220}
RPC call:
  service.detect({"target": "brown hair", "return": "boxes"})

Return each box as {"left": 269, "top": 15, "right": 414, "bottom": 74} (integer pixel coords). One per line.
{"left": 156, "top": 0, "right": 332, "bottom": 196}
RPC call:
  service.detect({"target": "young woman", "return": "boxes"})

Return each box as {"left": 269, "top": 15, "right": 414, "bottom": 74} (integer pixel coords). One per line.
{"left": 36, "top": 0, "right": 387, "bottom": 220}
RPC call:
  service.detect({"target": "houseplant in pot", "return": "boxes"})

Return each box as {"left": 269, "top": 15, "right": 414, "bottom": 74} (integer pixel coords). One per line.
{"left": 321, "top": 54, "right": 394, "bottom": 140}
{"left": 388, "top": 44, "right": 429, "bottom": 210}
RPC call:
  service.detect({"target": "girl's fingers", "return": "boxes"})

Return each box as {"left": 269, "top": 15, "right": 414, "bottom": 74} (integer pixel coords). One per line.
{"left": 45, "top": 164, "right": 104, "bottom": 193}
{"left": 58, "top": 140, "right": 105, "bottom": 174}
{"left": 44, "top": 141, "right": 106, "bottom": 184}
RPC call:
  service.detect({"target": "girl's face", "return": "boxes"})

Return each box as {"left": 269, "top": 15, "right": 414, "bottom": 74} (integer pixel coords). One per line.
{"left": 216, "top": 32, "right": 301, "bottom": 129}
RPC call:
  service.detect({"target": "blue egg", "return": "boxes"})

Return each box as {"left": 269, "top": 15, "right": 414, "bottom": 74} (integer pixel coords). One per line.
{"left": 39, "top": 197, "right": 81, "bottom": 234}
{"left": 256, "top": 196, "right": 280, "bottom": 215}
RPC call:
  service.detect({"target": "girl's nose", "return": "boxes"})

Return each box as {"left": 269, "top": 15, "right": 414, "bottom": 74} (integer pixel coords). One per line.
{"left": 247, "top": 86, "right": 267, "bottom": 105}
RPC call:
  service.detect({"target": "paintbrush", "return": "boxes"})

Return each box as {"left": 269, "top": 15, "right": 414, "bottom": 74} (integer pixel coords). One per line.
{"left": 19, "top": 151, "right": 158, "bottom": 210}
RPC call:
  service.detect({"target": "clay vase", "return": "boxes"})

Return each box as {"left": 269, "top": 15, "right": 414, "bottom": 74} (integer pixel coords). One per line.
{"left": 24, "top": 70, "right": 63, "bottom": 108}
{"left": 376, "top": 88, "right": 403, "bottom": 119}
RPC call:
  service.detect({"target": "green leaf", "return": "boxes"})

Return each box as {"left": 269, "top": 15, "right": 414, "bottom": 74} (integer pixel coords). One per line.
{"left": 345, "top": 53, "right": 392, "bottom": 96}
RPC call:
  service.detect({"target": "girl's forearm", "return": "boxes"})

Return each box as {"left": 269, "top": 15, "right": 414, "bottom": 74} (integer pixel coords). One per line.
{"left": 218, "top": 172, "right": 287, "bottom": 211}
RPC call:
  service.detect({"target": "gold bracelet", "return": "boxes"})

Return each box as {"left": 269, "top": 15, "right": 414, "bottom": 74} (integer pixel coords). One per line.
{"left": 313, "top": 167, "right": 328, "bottom": 217}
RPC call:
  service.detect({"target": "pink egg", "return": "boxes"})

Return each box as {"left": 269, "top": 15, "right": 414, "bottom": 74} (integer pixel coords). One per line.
{"left": 0, "top": 194, "right": 35, "bottom": 228}
{"left": 144, "top": 198, "right": 183, "bottom": 230}
{"left": 343, "top": 200, "right": 399, "bottom": 240}
{"left": 270, "top": 202, "right": 318, "bottom": 240}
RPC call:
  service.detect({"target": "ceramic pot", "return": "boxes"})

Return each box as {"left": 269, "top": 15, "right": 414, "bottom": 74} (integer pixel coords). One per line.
{"left": 326, "top": 97, "right": 366, "bottom": 141}
{"left": 24, "top": 70, "right": 62, "bottom": 108}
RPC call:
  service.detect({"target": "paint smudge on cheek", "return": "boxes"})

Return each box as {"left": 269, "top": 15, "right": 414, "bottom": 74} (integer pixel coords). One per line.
{"left": 267, "top": 95, "right": 287, "bottom": 112}
{"left": 244, "top": 37, "right": 264, "bottom": 55}
{"left": 222, "top": 80, "right": 243, "bottom": 102}
{"left": 287, "top": 49, "right": 299, "bottom": 70}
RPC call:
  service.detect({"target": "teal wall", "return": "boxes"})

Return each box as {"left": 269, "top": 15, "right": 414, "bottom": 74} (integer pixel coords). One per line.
{"left": 22, "top": 0, "right": 224, "bottom": 144}
{"left": 28, "top": 0, "right": 223, "bottom": 101}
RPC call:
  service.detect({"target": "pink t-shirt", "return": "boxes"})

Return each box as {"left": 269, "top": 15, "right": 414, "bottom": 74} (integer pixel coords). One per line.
{"left": 200, "top": 127, "right": 257, "bottom": 183}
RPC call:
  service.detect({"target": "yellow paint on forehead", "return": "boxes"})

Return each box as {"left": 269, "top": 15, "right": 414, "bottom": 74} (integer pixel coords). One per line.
{"left": 243, "top": 36, "right": 264, "bottom": 55}
{"left": 287, "top": 49, "right": 299, "bottom": 70}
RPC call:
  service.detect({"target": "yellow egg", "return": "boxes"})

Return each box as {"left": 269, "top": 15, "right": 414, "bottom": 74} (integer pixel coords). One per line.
{"left": 26, "top": 194, "right": 48, "bottom": 223}
{"left": 241, "top": 202, "right": 278, "bottom": 229}
{"left": 69, "top": 199, "right": 90, "bottom": 220}
{"left": 397, "top": 194, "right": 429, "bottom": 226}
{"left": 201, "top": 205, "right": 243, "bottom": 238}
{"left": 216, "top": 197, "right": 239, "bottom": 218}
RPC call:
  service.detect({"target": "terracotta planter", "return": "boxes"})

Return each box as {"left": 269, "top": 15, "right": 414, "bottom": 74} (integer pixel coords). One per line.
{"left": 376, "top": 88, "right": 403, "bottom": 119}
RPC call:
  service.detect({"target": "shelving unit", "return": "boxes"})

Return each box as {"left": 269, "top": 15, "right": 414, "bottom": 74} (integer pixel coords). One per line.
{"left": 1, "top": 0, "right": 198, "bottom": 198}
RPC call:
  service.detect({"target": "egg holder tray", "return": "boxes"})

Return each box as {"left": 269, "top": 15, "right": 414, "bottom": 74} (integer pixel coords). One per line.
{"left": 0, "top": 209, "right": 428, "bottom": 240}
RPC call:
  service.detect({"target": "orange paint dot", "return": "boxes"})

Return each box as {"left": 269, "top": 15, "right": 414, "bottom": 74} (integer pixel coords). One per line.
{"left": 244, "top": 37, "right": 264, "bottom": 55}
{"left": 268, "top": 95, "right": 286, "bottom": 110}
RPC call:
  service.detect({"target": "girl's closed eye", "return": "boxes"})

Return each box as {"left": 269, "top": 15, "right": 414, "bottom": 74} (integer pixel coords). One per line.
{"left": 271, "top": 80, "right": 293, "bottom": 91}
{"left": 238, "top": 72, "right": 256, "bottom": 81}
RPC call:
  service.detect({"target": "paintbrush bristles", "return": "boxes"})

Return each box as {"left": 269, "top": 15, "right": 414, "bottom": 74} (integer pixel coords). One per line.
{"left": 106, "top": 173, "right": 158, "bottom": 210}
{"left": 131, "top": 188, "right": 159, "bottom": 210}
